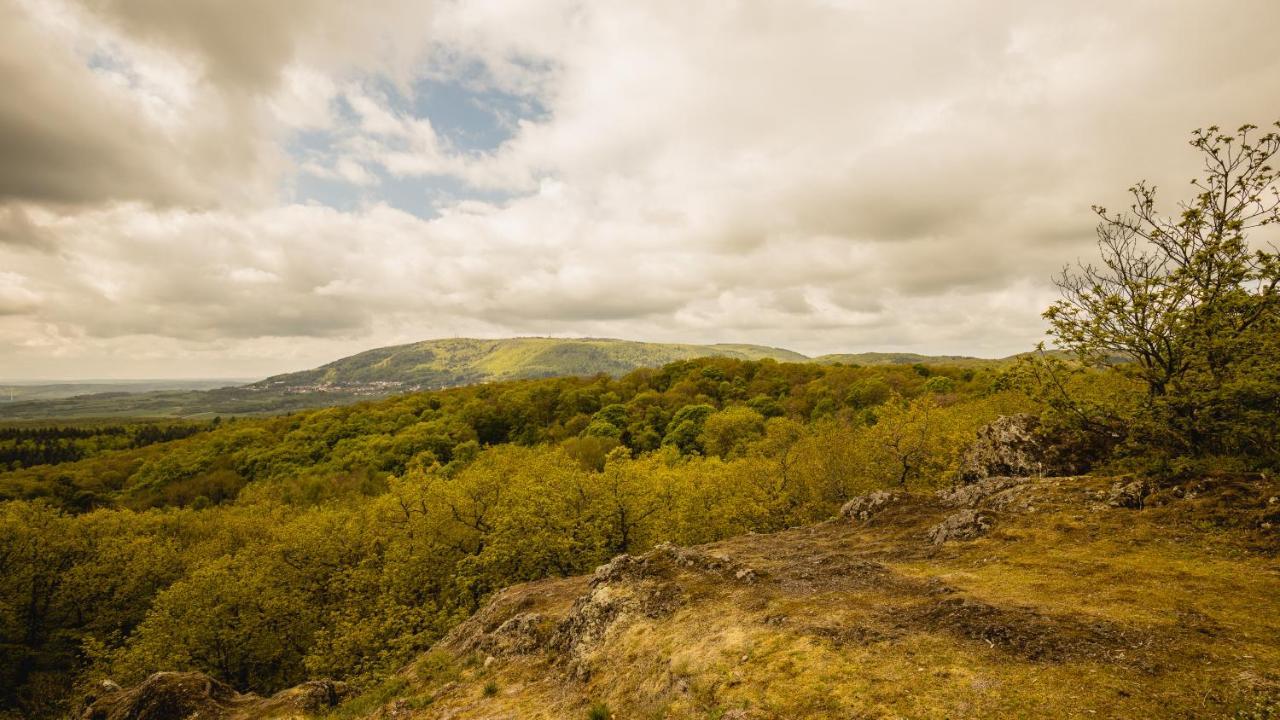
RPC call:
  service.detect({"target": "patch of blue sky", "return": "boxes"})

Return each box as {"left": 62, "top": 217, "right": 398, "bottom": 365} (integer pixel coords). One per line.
{"left": 283, "top": 64, "right": 545, "bottom": 216}
{"left": 286, "top": 129, "right": 340, "bottom": 159}
{"left": 289, "top": 172, "right": 361, "bottom": 213}
{"left": 85, "top": 48, "right": 125, "bottom": 73}
{"left": 85, "top": 47, "right": 142, "bottom": 88}
{"left": 410, "top": 75, "right": 548, "bottom": 154}
{"left": 330, "top": 91, "right": 365, "bottom": 127}
{"left": 358, "top": 62, "right": 548, "bottom": 154}
{"left": 288, "top": 164, "right": 519, "bottom": 220}
{"left": 376, "top": 170, "right": 520, "bottom": 219}
{"left": 284, "top": 128, "right": 364, "bottom": 211}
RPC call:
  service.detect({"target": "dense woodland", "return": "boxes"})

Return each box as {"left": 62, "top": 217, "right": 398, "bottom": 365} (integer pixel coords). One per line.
{"left": 1, "top": 358, "right": 1044, "bottom": 716}
{"left": 0, "top": 422, "right": 208, "bottom": 473}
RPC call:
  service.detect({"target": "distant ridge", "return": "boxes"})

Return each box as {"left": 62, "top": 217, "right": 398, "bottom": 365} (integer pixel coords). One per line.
{"left": 252, "top": 337, "right": 811, "bottom": 392}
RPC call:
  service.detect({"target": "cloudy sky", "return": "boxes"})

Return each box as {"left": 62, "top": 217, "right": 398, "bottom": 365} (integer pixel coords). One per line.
{"left": 2, "top": 0, "right": 1278, "bottom": 379}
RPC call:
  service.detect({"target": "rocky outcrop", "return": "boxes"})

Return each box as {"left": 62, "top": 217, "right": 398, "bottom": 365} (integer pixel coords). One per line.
{"left": 591, "top": 542, "right": 758, "bottom": 583}
{"left": 252, "top": 679, "right": 350, "bottom": 715}
{"left": 955, "top": 414, "right": 1051, "bottom": 483}
{"left": 927, "top": 509, "right": 993, "bottom": 544}
{"left": 956, "top": 414, "right": 1108, "bottom": 484}
{"left": 552, "top": 543, "right": 758, "bottom": 680}
{"left": 839, "top": 490, "right": 902, "bottom": 522}
{"left": 79, "top": 672, "right": 347, "bottom": 720}
{"left": 483, "top": 612, "right": 549, "bottom": 655}
{"left": 80, "top": 672, "right": 242, "bottom": 720}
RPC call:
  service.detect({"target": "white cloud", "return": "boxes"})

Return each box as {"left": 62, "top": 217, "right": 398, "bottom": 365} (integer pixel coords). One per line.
{"left": 2, "top": 0, "right": 1279, "bottom": 378}
{"left": 0, "top": 272, "right": 43, "bottom": 316}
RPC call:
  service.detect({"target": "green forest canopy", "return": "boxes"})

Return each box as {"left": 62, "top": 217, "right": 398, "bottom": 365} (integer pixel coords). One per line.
{"left": 1, "top": 357, "right": 1037, "bottom": 717}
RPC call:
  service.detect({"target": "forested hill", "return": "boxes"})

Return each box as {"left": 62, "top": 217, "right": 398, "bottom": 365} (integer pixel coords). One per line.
{"left": 252, "top": 337, "right": 812, "bottom": 392}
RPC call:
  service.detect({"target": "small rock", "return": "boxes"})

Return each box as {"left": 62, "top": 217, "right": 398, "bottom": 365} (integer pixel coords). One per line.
{"left": 96, "top": 680, "right": 122, "bottom": 694}
{"left": 79, "top": 679, "right": 123, "bottom": 712}
{"left": 927, "top": 509, "right": 993, "bottom": 544}
{"left": 839, "top": 490, "right": 901, "bottom": 522}
{"left": 486, "top": 612, "right": 546, "bottom": 655}
{"left": 936, "top": 476, "right": 1028, "bottom": 508}
{"left": 734, "top": 568, "right": 758, "bottom": 584}
{"left": 483, "top": 655, "right": 496, "bottom": 669}
{"left": 269, "top": 679, "right": 350, "bottom": 712}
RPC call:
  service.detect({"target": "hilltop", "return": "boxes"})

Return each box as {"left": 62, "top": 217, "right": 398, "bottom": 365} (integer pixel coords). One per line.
{"left": 251, "top": 337, "right": 810, "bottom": 393}
{"left": 83, "top": 472, "right": 1280, "bottom": 719}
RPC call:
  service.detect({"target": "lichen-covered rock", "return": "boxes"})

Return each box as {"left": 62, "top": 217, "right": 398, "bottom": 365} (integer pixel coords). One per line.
{"left": 438, "top": 579, "right": 575, "bottom": 660}
{"left": 957, "top": 414, "right": 1108, "bottom": 484}
{"left": 78, "top": 672, "right": 346, "bottom": 720}
{"left": 927, "top": 509, "right": 993, "bottom": 544}
{"left": 486, "top": 612, "right": 548, "bottom": 655}
{"left": 936, "top": 476, "right": 1029, "bottom": 508}
{"left": 1261, "top": 496, "right": 1280, "bottom": 530}
{"left": 839, "top": 490, "right": 902, "bottom": 522}
{"left": 553, "top": 574, "right": 682, "bottom": 680}
{"left": 553, "top": 543, "right": 758, "bottom": 680}
{"left": 80, "top": 672, "right": 242, "bottom": 720}
{"left": 955, "top": 414, "right": 1049, "bottom": 483}
{"left": 254, "top": 679, "right": 349, "bottom": 716}
{"left": 1107, "top": 479, "right": 1150, "bottom": 509}
{"left": 591, "top": 542, "right": 755, "bottom": 584}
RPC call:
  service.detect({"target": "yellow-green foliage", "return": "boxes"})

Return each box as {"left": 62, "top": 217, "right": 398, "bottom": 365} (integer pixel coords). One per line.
{"left": 0, "top": 357, "right": 1008, "bottom": 512}
{"left": 0, "top": 358, "right": 1028, "bottom": 718}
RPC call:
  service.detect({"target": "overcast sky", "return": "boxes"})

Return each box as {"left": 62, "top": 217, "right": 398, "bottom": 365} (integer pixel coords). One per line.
{"left": 2, "top": 0, "right": 1278, "bottom": 379}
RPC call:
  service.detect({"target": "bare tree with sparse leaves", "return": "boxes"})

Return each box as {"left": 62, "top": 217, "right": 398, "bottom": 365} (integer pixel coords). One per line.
{"left": 1045, "top": 123, "right": 1280, "bottom": 459}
